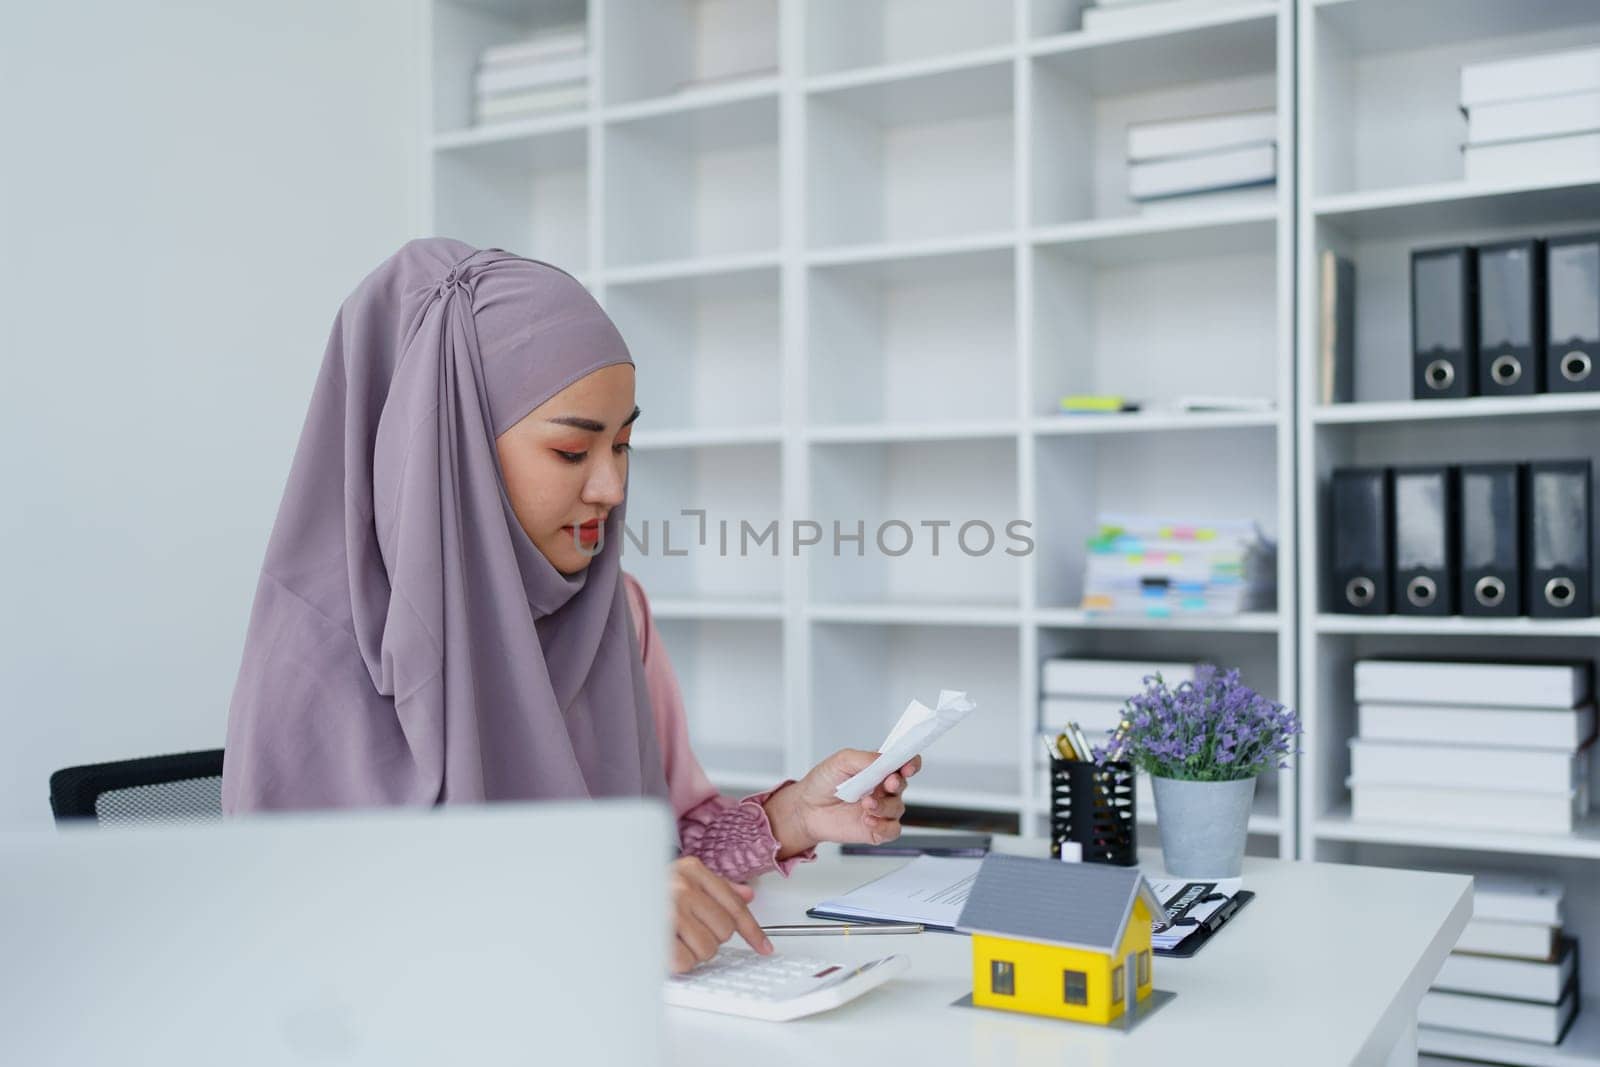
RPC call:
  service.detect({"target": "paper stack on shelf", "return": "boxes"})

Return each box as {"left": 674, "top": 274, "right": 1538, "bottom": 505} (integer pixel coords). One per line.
{"left": 1080, "top": 516, "right": 1276, "bottom": 619}
{"left": 1124, "top": 108, "right": 1278, "bottom": 209}
{"left": 1081, "top": 0, "right": 1258, "bottom": 35}
{"left": 1348, "top": 660, "right": 1597, "bottom": 834}
{"left": 1419, "top": 875, "right": 1581, "bottom": 1048}
{"left": 474, "top": 23, "right": 589, "bottom": 127}
{"left": 1461, "top": 45, "right": 1600, "bottom": 183}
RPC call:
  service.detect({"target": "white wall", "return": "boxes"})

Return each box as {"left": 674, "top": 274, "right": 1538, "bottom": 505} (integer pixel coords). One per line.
{"left": 0, "top": 1, "right": 423, "bottom": 826}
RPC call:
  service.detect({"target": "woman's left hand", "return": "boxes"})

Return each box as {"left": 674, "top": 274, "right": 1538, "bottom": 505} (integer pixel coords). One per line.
{"left": 764, "top": 750, "right": 922, "bottom": 857}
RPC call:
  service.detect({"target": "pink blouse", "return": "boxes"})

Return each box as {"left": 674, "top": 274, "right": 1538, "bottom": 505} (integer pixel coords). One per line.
{"left": 622, "top": 573, "right": 815, "bottom": 883}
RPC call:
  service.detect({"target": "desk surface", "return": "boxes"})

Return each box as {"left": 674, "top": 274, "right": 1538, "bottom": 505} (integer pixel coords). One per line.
{"left": 667, "top": 839, "right": 1471, "bottom": 1067}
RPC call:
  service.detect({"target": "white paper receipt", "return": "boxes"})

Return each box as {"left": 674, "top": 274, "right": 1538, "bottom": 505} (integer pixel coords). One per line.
{"left": 833, "top": 689, "right": 977, "bottom": 804}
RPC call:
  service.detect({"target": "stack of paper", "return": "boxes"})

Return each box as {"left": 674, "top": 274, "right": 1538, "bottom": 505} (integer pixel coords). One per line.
{"left": 1124, "top": 108, "right": 1278, "bottom": 209}
{"left": 1348, "top": 660, "right": 1596, "bottom": 834}
{"left": 1080, "top": 516, "right": 1276, "bottom": 619}
{"left": 1461, "top": 46, "right": 1600, "bottom": 183}
{"left": 474, "top": 24, "right": 589, "bottom": 127}
{"left": 1081, "top": 0, "right": 1257, "bottom": 35}
{"left": 1419, "top": 875, "right": 1581, "bottom": 1048}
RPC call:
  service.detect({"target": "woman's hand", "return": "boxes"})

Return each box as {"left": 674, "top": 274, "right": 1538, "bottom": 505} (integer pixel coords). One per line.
{"left": 669, "top": 856, "right": 772, "bottom": 975}
{"left": 764, "top": 750, "right": 922, "bottom": 857}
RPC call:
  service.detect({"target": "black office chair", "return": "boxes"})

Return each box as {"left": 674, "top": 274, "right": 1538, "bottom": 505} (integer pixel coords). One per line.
{"left": 48, "top": 749, "right": 226, "bottom": 826}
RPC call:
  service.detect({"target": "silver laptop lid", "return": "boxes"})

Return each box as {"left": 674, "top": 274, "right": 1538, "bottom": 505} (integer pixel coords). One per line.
{"left": 0, "top": 799, "right": 671, "bottom": 1067}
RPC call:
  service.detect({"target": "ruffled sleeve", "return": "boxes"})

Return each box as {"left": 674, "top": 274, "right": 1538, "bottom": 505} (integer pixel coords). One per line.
{"left": 622, "top": 572, "right": 816, "bottom": 882}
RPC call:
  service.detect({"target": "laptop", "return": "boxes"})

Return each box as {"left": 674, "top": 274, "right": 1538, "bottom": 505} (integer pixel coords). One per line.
{"left": 0, "top": 799, "right": 671, "bottom": 1066}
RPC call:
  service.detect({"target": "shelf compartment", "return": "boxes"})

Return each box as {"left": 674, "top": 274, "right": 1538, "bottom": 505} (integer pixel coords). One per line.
{"left": 1030, "top": 2, "right": 1278, "bottom": 97}
{"left": 1308, "top": 214, "right": 1600, "bottom": 407}
{"left": 1307, "top": 5, "right": 1600, "bottom": 199}
{"left": 601, "top": 0, "right": 778, "bottom": 107}
{"left": 604, "top": 265, "right": 782, "bottom": 433}
{"left": 807, "top": 60, "right": 1015, "bottom": 248}
{"left": 432, "top": 126, "right": 589, "bottom": 271}
{"left": 429, "top": 0, "right": 591, "bottom": 136}
{"left": 622, "top": 443, "right": 782, "bottom": 601}
{"left": 604, "top": 94, "right": 778, "bottom": 268}
{"left": 809, "top": 437, "right": 1024, "bottom": 608}
{"left": 1312, "top": 0, "right": 1600, "bottom": 57}
{"left": 809, "top": 245, "right": 1017, "bottom": 428}
{"left": 811, "top": 621, "right": 1023, "bottom": 800}
{"left": 1033, "top": 233, "right": 1278, "bottom": 416}
{"left": 1034, "top": 429, "right": 1280, "bottom": 610}
{"left": 1029, "top": 15, "right": 1279, "bottom": 227}
{"left": 656, "top": 618, "right": 785, "bottom": 789}
{"left": 806, "top": 0, "right": 1015, "bottom": 78}
{"left": 1313, "top": 176, "right": 1600, "bottom": 242}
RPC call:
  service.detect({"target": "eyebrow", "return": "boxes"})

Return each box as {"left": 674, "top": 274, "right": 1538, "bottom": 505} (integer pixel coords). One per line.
{"left": 545, "top": 406, "right": 641, "bottom": 434}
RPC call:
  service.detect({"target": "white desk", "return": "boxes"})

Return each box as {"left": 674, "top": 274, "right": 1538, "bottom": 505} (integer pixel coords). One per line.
{"left": 667, "top": 839, "right": 1471, "bottom": 1067}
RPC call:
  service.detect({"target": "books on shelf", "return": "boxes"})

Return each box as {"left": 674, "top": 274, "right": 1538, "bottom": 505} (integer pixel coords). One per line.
{"left": 1353, "top": 660, "right": 1591, "bottom": 709}
{"left": 1356, "top": 703, "right": 1597, "bottom": 750}
{"left": 1080, "top": 516, "right": 1276, "bottom": 618}
{"left": 1129, "top": 143, "right": 1277, "bottom": 202}
{"left": 1318, "top": 251, "right": 1355, "bottom": 405}
{"left": 1123, "top": 107, "right": 1278, "bottom": 207}
{"left": 1457, "top": 917, "right": 1561, "bottom": 961}
{"left": 1127, "top": 108, "right": 1276, "bottom": 162}
{"left": 1435, "top": 938, "right": 1577, "bottom": 1003}
{"left": 1081, "top": 0, "right": 1259, "bottom": 35}
{"left": 1349, "top": 739, "right": 1590, "bottom": 792}
{"left": 1459, "top": 46, "right": 1600, "bottom": 184}
{"left": 1471, "top": 874, "right": 1566, "bottom": 928}
{"left": 1348, "top": 658, "right": 1597, "bottom": 835}
{"left": 1460, "top": 46, "right": 1600, "bottom": 109}
{"left": 474, "top": 23, "right": 589, "bottom": 127}
{"left": 1420, "top": 983, "right": 1579, "bottom": 1046}
{"left": 1347, "top": 779, "right": 1588, "bottom": 834}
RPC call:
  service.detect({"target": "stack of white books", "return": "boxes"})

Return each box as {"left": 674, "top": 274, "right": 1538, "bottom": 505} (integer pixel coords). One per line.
{"left": 474, "top": 24, "right": 589, "bottom": 127}
{"left": 1037, "top": 658, "right": 1198, "bottom": 812}
{"left": 1348, "top": 660, "right": 1596, "bottom": 834}
{"left": 1081, "top": 0, "right": 1256, "bottom": 35}
{"left": 1125, "top": 108, "right": 1278, "bottom": 211}
{"left": 1080, "top": 515, "right": 1276, "bottom": 619}
{"left": 1419, "top": 875, "right": 1581, "bottom": 1048}
{"left": 1461, "top": 45, "right": 1600, "bottom": 184}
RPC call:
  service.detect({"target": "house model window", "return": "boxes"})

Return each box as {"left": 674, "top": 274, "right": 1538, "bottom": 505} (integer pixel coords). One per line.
{"left": 991, "top": 960, "right": 1015, "bottom": 996}
{"left": 1111, "top": 964, "right": 1125, "bottom": 1004}
{"left": 1137, "top": 950, "right": 1151, "bottom": 986}
{"left": 1063, "top": 970, "right": 1088, "bottom": 1006}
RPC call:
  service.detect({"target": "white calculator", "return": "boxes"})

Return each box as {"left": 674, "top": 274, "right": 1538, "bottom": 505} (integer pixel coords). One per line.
{"left": 664, "top": 948, "right": 908, "bottom": 1021}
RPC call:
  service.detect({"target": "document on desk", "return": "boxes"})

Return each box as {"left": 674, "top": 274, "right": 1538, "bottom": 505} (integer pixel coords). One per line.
{"left": 807, "top": 856, "right": 983, "bottom": 932}
{"left": 1148, "top": 877, "right": 1243, "bottom": 950}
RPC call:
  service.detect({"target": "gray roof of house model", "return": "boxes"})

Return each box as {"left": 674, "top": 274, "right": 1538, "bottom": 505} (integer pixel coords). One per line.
{"left": 955, "top": 854, "right": 1169, "bottom": 954}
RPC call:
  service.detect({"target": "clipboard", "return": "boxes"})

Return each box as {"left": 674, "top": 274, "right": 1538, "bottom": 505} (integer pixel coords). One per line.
{"left": 1151, "top": 885, "right": 1254, "bottom": 958}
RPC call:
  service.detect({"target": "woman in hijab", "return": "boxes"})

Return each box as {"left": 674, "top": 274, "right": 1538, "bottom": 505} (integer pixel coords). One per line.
{"left": 222, "top": 237, "right": 920, "bottom": 973}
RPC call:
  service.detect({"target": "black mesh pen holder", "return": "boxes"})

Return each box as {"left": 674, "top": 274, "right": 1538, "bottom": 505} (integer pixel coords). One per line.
{"left": 1049, "top": 758, "right": 1137, "bottom": 866}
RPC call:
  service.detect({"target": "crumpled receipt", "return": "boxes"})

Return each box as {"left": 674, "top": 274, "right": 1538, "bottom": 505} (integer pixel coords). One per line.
{"left": 833, "top": 689, "right": 977, "bottom": 804}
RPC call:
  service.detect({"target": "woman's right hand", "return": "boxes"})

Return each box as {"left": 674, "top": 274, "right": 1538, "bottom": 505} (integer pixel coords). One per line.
{"left": 669, "top": 856, "right": 773, "bottom": 974}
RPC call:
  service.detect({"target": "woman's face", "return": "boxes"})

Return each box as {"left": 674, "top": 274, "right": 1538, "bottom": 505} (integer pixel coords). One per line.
{"left": 495, "top": 363, "right": 638, "bottom": 576}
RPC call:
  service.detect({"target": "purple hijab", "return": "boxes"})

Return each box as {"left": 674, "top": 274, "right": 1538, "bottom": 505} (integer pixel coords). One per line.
{"left": 222, "top": 237, "right": 668, "bottom": 811}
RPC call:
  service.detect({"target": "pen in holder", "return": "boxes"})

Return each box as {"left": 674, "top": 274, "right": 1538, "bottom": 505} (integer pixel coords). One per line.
{"left": 1049, "top": 756, "right": 1137, "bottom": 866}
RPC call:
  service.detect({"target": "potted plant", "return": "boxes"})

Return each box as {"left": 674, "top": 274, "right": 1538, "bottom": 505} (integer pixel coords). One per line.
{"left": 1095, "top": 665, "right": 1301, "bottom": 879}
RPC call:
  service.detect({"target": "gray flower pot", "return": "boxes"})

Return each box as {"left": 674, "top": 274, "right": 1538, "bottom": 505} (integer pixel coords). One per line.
{"left": 1150, "top": 774, "right": 1257, "bottom": 879}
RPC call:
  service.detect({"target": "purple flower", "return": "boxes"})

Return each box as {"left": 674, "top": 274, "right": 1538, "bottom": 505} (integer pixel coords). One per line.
{"left": 1096, "top": 664, "right": 1302, "bottom": 782}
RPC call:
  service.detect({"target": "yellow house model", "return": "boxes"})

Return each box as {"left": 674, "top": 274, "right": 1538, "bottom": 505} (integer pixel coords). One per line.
{"left": 955, "top": 854, "right": 1168, "bottom": 1026}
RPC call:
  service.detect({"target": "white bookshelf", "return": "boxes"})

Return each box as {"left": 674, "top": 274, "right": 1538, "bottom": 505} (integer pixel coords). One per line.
{"left": 1297, "top": 1, "right": 1600, "bottom": 1062}
{"left": 427, "top": 0, "right": 1291, "bottom": 875}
